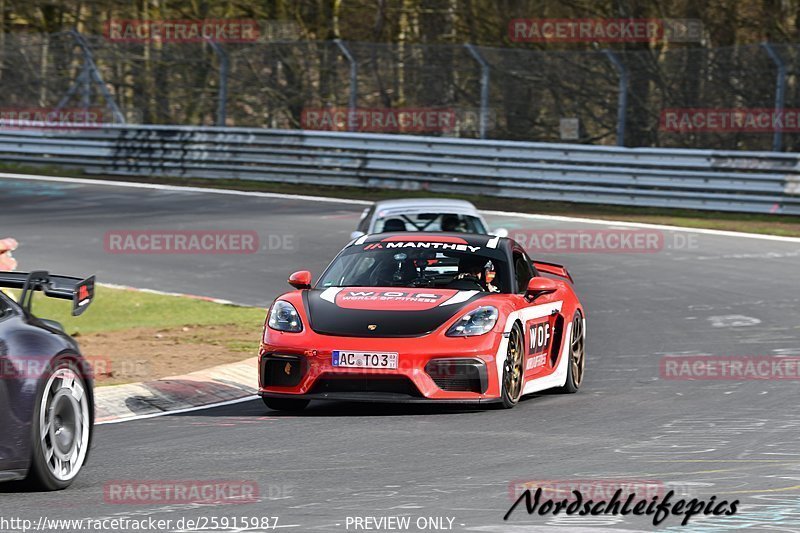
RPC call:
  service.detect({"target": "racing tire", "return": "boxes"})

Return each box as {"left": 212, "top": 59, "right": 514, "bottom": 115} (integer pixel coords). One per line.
{"left": 26, "top": 356, "right": 92, "bottom": 491}
{"left": 499, "top": 323, "right": 525, "bottom": 409}
{"left": 554, "top": 311, "right": 585, "bottom": 394}
{"left": 261, "top": 396, "right": 310, "bottom": 412}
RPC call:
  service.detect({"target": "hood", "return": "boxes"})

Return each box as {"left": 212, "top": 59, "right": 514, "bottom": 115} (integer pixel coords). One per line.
{"left": 303, "top": 287, "right": 488, "bottom": 337}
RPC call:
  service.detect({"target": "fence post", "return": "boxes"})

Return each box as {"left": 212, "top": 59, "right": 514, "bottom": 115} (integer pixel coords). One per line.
{"left": 334, "top": 39, "right": 358, "bottom": 131}
{"left": 56, "top": 30, "right": 126, "bottom": 123}
{"left": 464, "top": 44, "right": 490, "bottom": 139}
{"left": 603, "top": 49, "right": 628, "bottom": 147}
{"left": 207, "top": 40, "right": 229, "bottom": 127}
{"left": 81, "top": 61, "right": 90, "bottom": 110}
{"left": 762, "top": 42, "right": 786, "bottom": 152}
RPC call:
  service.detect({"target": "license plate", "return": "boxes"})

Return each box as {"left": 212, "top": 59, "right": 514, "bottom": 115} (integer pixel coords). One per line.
{"left": 332, "top": 351, "right": 398, "bottom": 369}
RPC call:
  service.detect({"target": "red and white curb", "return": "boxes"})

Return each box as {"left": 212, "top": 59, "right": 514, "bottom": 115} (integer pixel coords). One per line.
{"left": 95, "top": 356, "right": 258, "bottom": 425}
{"left": 94, "top": 283, "right": 259, "bottom": 424}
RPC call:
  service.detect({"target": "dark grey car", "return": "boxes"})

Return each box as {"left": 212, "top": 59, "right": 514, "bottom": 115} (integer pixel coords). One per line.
{"left": 0, "top": 271, "right": 95, "bottom": 490}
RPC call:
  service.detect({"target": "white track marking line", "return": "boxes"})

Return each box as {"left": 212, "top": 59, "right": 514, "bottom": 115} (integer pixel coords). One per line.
{"left": 0, "top": 172, "right": 372, "bottom": 205}
{"left": 3, "top": 171, "right": 798, "bottom": 242}
{"left": 483, "top": 209, "right": 800, "bottom": 243}
{"left": 97, "top": 395, "right": 259, "bottom": 425}
{"left": 99, "top": 282, "right": 248, "bottom": 306}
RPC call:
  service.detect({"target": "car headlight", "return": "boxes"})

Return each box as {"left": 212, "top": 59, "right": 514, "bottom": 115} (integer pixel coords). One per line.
{"left": 268, "top": 300, "right": 303, "bottom": 332}
{"left": 446, "top": 306, "right": 499, "bottom": 337}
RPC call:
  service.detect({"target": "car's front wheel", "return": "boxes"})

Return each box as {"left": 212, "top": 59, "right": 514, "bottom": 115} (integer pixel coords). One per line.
{"left": 27, "top": 356, "right": 92, "bottom": 490}
{"left": 499, "top": 323, "right": 525, "bottom": 409}
{"left": 261, "top": 396, "right": 310, "bottom": 412}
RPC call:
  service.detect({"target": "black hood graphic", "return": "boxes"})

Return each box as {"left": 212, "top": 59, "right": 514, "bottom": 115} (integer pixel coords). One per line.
{"left": 303, "top": 288, "right": 488, "bottom": 337}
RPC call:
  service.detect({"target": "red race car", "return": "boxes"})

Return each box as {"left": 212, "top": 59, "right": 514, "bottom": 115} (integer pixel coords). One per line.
{"left": 259, "top": 232, "right": 585, "bottom": 411}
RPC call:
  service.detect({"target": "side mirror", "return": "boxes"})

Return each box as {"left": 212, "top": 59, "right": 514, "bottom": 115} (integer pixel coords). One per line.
{"left": 525, "top": 277, "right": 558, "bottom": 302}
{"left": 288, "top": 270, "right": 312, "bottom": 290}
{"left": 350, "top": 231, "right": 365, "bottom": 240}
{"left": 490, "top": 228, "right": 508, "bottom": 238}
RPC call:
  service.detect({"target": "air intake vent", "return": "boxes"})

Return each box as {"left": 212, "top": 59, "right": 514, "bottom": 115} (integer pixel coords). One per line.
{"left": 426, "top": 359, "right": 487, "bottom": 393}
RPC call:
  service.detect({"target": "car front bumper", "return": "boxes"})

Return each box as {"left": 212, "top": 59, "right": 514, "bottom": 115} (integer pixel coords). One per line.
{"left": 259, "top": 330, "right": 504, "bottom": 402}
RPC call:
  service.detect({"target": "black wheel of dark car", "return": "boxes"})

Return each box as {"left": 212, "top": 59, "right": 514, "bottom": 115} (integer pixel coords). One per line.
{"left": 555, "top": 311, "right": 585, "bottom": 394}
{"left": 500, "top": 323, "right": 524, "bottom": 409}
{"left": 262, "top": 396, "right": 310, "bottom": 412}
{"left": 27, "top": 356, "right": 92, "bottom": 491}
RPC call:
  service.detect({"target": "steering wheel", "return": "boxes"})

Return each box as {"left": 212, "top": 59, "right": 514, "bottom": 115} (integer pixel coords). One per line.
{"left": 446, "top": 275, "right": 486, "bottom": 291}
{"left": 369, "top": 267, "right": 393, "bottom": 286}
{"left": 409, "top": 276, "right": 435, "bottom": 288}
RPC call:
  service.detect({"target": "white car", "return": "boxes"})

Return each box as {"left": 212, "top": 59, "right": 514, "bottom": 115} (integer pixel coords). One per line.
{"left": 350, "top": 199, "right": 507, "bottom": 239}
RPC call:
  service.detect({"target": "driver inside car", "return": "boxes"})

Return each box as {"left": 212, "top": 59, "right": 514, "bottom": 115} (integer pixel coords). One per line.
{"left": 448, "top": 256, "right": 499, "bottom": 292}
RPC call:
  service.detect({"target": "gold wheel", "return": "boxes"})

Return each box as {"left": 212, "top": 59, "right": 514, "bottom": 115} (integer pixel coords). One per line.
{"left": 570, "top": 314, "right": 585, "bottom": 388}
{"left": 502, "top": 325, "right": 524, "bottom": 406}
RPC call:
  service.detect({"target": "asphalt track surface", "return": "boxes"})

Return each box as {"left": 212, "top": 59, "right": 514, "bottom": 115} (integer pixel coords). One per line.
{"left": 1, "top": 175, "right": 800, "bottom": 532}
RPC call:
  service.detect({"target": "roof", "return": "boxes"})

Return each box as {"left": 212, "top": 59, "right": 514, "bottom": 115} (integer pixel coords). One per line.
{"left": 372, "top": 198, "right": 481, "bottom": 217}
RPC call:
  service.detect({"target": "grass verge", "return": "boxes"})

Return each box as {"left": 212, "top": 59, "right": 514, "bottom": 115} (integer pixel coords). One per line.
{"left": 13, "top": 285, "right": 265, "bottom": 386}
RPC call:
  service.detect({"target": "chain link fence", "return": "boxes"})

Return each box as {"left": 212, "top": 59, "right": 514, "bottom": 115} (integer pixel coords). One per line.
{"left": 0, "top": 31, "right": 799, "bottom": 151}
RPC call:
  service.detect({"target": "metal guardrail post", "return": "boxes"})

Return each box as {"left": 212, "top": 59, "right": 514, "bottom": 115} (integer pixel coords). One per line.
{"left": 762, "top": 43, "right": 786, "bottom": 152}
{"left": 334, "top": 39, "right": 358, "bottom": 131}
{"left": 54, "top": 67, "right": 87, "bottom": 114}
{"left": 207, "top": 40, "right": 229, "bottom": 127}
{"left": 603, "top": 50, "right": 628, "bottom": 147}
{"left": 464, "top": 44, "right": 490, "bottom": 140}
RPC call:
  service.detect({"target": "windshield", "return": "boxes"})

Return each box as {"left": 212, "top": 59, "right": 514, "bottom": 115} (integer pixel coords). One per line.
{"left": 319, "top": 244, "right": 510, "bottom": 293}
{"left": 374, "top": 213, "right": 486, "bottom": 234}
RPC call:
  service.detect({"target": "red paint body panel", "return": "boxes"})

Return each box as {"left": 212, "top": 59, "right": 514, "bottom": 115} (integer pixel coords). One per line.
{"left": 259, "top": 287, "right": 583, "bottom": 402}
{"left": 259, "top": 233, "right": 584, "bottom": 403}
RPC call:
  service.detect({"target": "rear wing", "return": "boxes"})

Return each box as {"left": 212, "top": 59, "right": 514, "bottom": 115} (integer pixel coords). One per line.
{"left": 0, "top": 271, "right": 95, "bottom": 316}
{"left": 532, "top": 261, "right": 573, "bottom": 283}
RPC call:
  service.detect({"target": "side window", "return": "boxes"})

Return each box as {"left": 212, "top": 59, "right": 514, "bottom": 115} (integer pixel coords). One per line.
{"left": 358, "top": 207, "right": 375, "bottom": 233}
{"left": 467, "top": 216, "right": 487, "bottom": 234}
{"left": 513, "top": 251, "right": 534, "bottom": 293}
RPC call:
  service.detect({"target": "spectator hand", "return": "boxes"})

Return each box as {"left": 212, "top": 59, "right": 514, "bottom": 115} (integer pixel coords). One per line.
{"left": 0, "top": 238, "right": 18, "bottom": 271}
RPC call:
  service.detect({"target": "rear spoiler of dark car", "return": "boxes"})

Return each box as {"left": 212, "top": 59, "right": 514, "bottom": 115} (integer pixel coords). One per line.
{"left": 533, "top": 261, "right": 573, "bottom": 283}
{"left": 0, "top": 271, "right": 95, "bottom": 316}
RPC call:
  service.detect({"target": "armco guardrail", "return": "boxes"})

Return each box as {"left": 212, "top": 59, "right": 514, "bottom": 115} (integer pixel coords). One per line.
{"left": 0, "top": 125, "right": 798, "bottom": 215}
